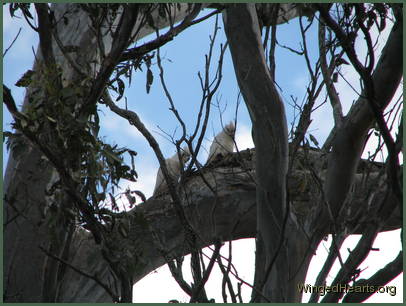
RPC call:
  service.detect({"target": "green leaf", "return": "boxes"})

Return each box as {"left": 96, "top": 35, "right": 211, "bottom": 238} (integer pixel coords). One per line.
{"left": 116, "top": 78, "right": 125, "bottom": 101}
{"left": 103, "top": 147, "right": 122, "bottom": 163}
{"left": 15, "top": 70, "right": 35, "bottom": 87}
{"left": 46, "top": 116, "right": 57, "bottom": 123}
{"left": 132, "top": 190, "right": 146, "bottom": 203}
{"left": 20, "top": 118, "right": 28, "bottom": 129}
{"left": 146, "top": 68, "right": 153, "bottom": 94}
{"left": 3, "top": 131, "right": 13, "bottom": 143}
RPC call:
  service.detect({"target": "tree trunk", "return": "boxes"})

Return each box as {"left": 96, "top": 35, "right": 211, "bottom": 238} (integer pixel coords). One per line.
{"left": 4, "top": 4, "right": 94, "bottom": 301}
{"left": 3, "top": 3, "right": 202, "bottom": 302}
{"left": 222, "top": 4, "right": 311, "bottom": 302}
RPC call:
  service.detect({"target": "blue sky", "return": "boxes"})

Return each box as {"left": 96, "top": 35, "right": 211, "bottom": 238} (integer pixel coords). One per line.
{"left": 3, "top": 5, "right": 402, "bottom": 302}
{"left": 3, "top": 7, "right": 326, "bottom": 194}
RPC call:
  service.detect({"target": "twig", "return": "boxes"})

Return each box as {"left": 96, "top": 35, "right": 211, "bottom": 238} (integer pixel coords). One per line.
{"left": 342, "top": 250, "right": 402, "bottom": 302}
{"left": 120, "top": 4, "right": 206, "bottom": 61}
{"left": 318, "top": 21, "right": 343, "bottom": 127}
{"left": 308, "top": 234, "right": 346, "bottom": 302}
{"left": 3, "top": 27, "right": 22, "bottom": 57}
{"left": 190, "top": 241, "right": 222, "bottom": 302}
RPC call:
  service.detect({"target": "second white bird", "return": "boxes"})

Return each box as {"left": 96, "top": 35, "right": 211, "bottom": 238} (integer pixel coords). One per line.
{"left": 153, "top": 146, "right": 191, "bottom": 196}
{"left": 206, "top": 121, "right": 236, "bottom": 164}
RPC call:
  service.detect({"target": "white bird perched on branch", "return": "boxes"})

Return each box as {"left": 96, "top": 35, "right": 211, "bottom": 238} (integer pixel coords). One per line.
{"left": 206, "top": 121, "right": 236, "bottom": 164}
{"left": 153, "top": 146, "right": 191, "bottom": 196}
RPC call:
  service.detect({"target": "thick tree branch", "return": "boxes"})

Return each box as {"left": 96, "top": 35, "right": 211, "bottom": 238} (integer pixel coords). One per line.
{"left": 319, "top": 7, "right": 402, "bottom": 208}
{"left": 80, "top": 5, "right": 139, "bottom": 116}
{"left": 120, "top": 4, "right": 212, "bottom": 61}
{"left": 321, "top": 15, "right": 403, "bottom": 228}
{"left": 223, "top": 4, "right": 293, "bottom": 301}
{"left": 56, "top": 149, "right": 401, "bottom": 302}
{"left": 34, "top": 4, "right": 57, "bottom": 69}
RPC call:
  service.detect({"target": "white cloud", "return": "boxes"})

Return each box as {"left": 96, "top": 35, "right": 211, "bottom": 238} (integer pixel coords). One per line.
{"left": 235, "top": 123, "right": 254, "bottom": 151}
{"left": 293, "top": 74, "right": 310, "bottom": 91}
{"left": 100, "top": 108, "right": 151, "bottom": 141}
{"left": 310, "top": 100, "right": 335, "bottom": 144}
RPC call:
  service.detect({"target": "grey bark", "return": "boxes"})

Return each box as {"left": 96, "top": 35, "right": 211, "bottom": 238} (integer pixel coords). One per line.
{"left": 4, "top": 3, "right": 206, "bottom": 302}
{"left": 3, "top": 3, "right": 402, "bottom": 303}
{"left": 322, "top": 17, "right": 403, "bottom": 228}
{"left": 223, "top": 4, "right": 306, "bottom": 302}
{"left": 4, "top": 5, "right": 95, "bottom": 301}
{"left": 56, "top": 149, "right": 401, "bottom": 302}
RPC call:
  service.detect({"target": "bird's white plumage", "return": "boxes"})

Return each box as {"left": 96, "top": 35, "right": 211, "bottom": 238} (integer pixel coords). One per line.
{"left": 153, "top": 146, "right": 191, "bottom": 196}
{"left": 206, "top": 121, "right": 236, "bottom": 164}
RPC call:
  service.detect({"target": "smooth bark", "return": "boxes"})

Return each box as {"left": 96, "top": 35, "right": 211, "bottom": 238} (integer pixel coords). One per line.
{"left": 56, "top": 149, "right": 401, "bottom": 302}
{"left": 322, "top": 18, "right": 403, "bottom": 228}
{"left": 223, "top": 4, "right": 301, "bottom": 301}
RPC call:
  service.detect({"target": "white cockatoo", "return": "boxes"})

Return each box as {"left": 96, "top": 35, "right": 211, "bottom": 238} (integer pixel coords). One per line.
{"left": 153, "top": 146, "right": 191, "bottom": 196}
{"left": 206, "top": 121, "right": 236, "bottom": 164}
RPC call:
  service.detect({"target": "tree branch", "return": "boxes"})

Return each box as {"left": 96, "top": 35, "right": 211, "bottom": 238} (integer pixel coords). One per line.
{"left": 80, "top": 5, "right": 139, "bottom": 116}
{"left": 342, "top": 250, "right": 402, "bottom": 302}
{"left": 34, "top": 4, "right": 57, "bottom": 68}
{"left": 120, "top": 4, "right": 207, "bottom": 61}
{"left": 320, "top": 11, "right": 403, "bottom": 227}
{"left": 318, "top": 21, "right": 343, "bottom": 128}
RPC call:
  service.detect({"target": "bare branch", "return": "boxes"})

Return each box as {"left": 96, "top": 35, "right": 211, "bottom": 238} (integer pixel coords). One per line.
{"left": 3, "top": 27, "right": 22, "bottom": 57}
{"left": 190, "top": 241, "right": 222, "bottom": 302}
{"left": 318, "top": 21, "right": 343, "bottom": 127}
{"left": 120, "top": 4, "right": 206, "bottom": 62}
{"left": 308, "top": 234, "right": 346, "bottom": 302}
{"left": 342, "top": 250, "right": 402, "bottom": 302}
{"left": 81, "top": 5, "right": 139, "bottom": 116}
{"left": 321, "top": 225, "right": 379, "bottom": 302}
{"left": 156, "top": 48, "right": 187, "bottom": 144}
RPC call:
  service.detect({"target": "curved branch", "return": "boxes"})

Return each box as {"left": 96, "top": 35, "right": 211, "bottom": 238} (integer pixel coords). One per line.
{"left": 342, "top": 250, "right": 403, "bottom": 303}
{"left": 322, "top": 16, "right": 403, "bottom": 226}
{"left": 57, "top": 149, "right": 401, "bottom": 302}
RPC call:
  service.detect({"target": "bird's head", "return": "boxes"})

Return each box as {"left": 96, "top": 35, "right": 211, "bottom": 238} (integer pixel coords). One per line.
{"left": 224, "top": 121, "right": 236, "bottom": 137}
